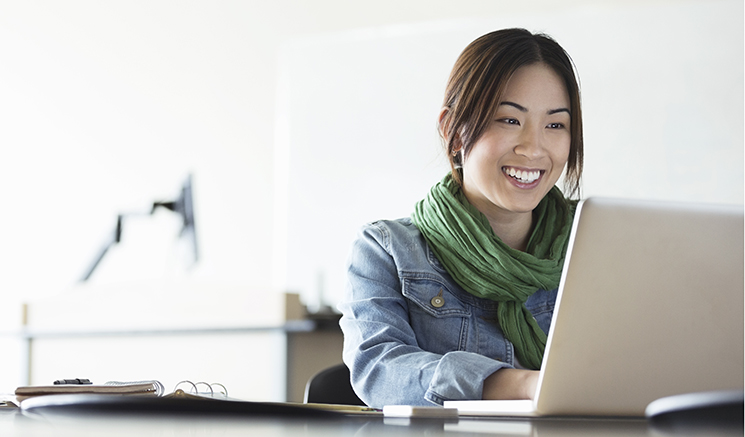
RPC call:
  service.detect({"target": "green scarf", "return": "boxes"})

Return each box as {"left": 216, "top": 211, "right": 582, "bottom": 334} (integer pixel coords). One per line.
{"left": 411, "top": 173, "right": 576, "bottom": 369}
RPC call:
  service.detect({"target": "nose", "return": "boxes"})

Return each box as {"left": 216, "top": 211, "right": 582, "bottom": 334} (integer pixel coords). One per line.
{"left": 513, "top": 125, "right": 545, "bottom": 160}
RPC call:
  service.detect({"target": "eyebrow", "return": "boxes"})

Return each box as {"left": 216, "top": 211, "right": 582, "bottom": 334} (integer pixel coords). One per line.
{"left": 500, "top": 101, "right": 571, "bottom": 116}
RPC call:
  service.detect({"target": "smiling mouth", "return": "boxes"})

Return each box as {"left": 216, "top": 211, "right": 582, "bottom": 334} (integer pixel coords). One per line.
{"left": 503, "top": 167, "right": 542, "bottom": 184}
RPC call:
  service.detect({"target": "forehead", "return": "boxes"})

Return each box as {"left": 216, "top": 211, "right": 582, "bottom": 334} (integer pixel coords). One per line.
{"left": 499, "top": 63, "right": 570, "bottom": 108}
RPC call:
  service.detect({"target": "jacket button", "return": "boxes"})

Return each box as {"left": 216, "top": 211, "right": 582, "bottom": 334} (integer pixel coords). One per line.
{"left": 431, "top": 289, "right": 445, "bottom": 308}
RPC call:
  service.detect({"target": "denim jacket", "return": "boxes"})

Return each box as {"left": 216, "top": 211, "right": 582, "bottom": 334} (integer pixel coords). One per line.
{"left": 338, "top": 217, "right": 557, "bottom": 408}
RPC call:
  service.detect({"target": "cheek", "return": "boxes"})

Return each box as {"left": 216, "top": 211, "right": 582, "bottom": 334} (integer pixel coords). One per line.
{"left": 465, "top": 137, "right": 510, "bottom": 165}
{"left": 552, "top": 137, "right": 571, "bottom": 168}
{"left": 461, "top": 149, "right": 499, "bottom": 187}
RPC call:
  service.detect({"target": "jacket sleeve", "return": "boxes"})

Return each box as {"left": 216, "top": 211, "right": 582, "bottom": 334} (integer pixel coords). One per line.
{"left": 338, "top": 222, "right": 510, "bottom": 408}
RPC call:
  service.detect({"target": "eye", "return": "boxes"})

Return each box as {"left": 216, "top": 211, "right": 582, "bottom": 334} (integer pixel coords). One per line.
{"left": 498, "top": 118, "right": 520, "bottom": 126}
{"left": 546, "top": 122, "right": 565, "bottom": 129}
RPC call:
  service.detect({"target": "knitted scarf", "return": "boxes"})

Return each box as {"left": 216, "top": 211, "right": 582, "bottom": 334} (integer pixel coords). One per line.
{"left": 411, "top": 173, "right": 576, "bottom": 369}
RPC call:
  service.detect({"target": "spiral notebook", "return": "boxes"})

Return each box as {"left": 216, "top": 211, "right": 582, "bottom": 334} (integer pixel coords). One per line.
{"left": 15, "top": 380, "right": 167, "bottom": 402}
{"left": 16, "top": 380, "right": 378, "bottom": 416}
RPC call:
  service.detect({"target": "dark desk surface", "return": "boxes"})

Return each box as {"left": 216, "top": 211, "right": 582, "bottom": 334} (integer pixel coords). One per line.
{"left": 1, "top": 408, "right": 741, "bottom": 437}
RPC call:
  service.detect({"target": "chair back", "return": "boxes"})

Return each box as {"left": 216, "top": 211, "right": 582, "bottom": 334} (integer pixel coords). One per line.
{"left": 303, "top": 363, "right": 365, "bottom": 406}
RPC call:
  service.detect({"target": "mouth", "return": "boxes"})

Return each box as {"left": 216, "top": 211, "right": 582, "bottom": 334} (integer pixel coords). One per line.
{"left": 503, "top": 166, "right": 543, "bottom": 184}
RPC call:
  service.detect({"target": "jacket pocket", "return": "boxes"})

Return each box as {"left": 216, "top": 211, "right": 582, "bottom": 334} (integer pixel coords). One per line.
{"left": 402, "top": 275, "right": 471, "bottom": 354}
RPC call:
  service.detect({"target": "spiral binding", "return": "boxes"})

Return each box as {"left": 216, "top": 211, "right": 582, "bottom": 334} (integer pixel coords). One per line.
{"left": 100, "top": 380, "right": 228, "bottom": 398}
{"left": 174, "top": 380, "right": 228, "bottom": 398}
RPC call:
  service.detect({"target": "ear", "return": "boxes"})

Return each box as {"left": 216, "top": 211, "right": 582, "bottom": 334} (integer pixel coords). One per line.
{"left": 438, "top": 107, "right": 463, "bottom": 156}
{"left": 437, "top": 107, "right": 450, "bottom": 139}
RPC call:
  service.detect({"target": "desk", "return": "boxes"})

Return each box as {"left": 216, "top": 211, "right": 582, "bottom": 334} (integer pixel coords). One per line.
{"left": 1, "top": 287, "right": 346, "bottom": 402}
{"left": 13, "top": 318, "right": 343, "bottom": 402}
{"left": 0, "top": 408, "right": 741, "bottom": 437}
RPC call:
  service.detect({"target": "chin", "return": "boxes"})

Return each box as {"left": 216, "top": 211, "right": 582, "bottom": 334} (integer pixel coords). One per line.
{"left": 505, "top": 192, "right": 545, "bottom": 211}
{"left": 516, "top": 187, "right": 554, "bottom": 209}
{"left": 497, "top": 199, "right": 538, "bottom": 214}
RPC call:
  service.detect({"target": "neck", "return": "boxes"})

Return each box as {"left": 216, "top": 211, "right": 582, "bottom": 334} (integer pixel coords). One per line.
{"left": 461, "top": 190, "right": 535, "bottom": 251}
{"left": 484, "top": 210, "right": 534, "bottom": 251}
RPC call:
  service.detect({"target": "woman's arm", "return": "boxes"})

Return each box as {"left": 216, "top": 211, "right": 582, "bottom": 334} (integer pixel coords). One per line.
{"left": 482, "top": 369, "right": 539, "bottom": 400}
{"left": 339, "top": 221, "right": 509, "bottom": 407}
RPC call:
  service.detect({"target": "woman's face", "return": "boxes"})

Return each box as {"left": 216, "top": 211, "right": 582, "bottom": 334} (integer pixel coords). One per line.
{"left": 461, "top": 63, "right": 571, "bottom": 220}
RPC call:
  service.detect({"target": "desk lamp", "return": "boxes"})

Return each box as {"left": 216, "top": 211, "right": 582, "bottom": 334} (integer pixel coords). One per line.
{"left": 79, "top": 174, "right": 198, "bottom": 281}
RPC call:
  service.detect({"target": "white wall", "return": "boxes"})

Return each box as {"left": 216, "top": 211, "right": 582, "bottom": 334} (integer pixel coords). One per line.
{"left": 0, "top": 1, "right": 276, "bottom": 301}
{"left": 0, "top": 0, "right": 640, "bottom": 302}
{"left": 276, "top": 0, "right": 744, "bottom": 308}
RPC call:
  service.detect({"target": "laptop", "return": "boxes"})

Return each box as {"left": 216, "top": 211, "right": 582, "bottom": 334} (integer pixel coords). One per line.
{"left": 444, "top": 197, "right": 744, "bottom": 417}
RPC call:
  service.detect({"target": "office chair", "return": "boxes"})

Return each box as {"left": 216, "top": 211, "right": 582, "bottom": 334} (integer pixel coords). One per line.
{"left": 303, "top": 363, "right": 366, "bottom": 406}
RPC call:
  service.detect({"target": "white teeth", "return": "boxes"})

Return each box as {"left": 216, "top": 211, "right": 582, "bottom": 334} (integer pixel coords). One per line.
{"left": 505, "top": 167, "right": 540, "bottom": 183}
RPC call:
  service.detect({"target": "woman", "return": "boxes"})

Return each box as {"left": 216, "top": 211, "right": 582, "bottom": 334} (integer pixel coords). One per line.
{"left": 339, "top": 28, "right": 583, "bottom": 408}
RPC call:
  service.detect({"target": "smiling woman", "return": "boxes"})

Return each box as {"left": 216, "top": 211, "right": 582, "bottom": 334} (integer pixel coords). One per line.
{"left": 460, "top": 63, "right": 572, "bottom": 250}
{"left": 338, "top": 28, "right": 584, "bottom": 408}
{"left": 440, "top": 29, "right": 583, "bottom": 198}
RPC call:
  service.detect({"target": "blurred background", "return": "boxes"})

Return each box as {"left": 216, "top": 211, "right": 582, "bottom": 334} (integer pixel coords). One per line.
{"left": 0, "top": 0, "right": 741, "bottom": 401}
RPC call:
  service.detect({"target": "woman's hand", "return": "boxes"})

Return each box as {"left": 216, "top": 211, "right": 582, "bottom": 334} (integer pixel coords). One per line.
{"left": 482, "top": 368, "right": 539, "bottom": 400}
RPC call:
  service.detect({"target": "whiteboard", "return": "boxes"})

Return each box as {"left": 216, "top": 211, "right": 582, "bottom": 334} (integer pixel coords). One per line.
{"left": 275, "top": 1, "right": 744, "bottom": 308}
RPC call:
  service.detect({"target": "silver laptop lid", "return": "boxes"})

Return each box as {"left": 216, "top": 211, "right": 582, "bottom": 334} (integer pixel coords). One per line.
{"left": 535, "top": 197, "right": 744, "bottom": 416}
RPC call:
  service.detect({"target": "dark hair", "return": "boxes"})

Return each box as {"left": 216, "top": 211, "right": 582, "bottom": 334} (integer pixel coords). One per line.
{"left": 439, "top": 28, "right": 583, "bottom": 198}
